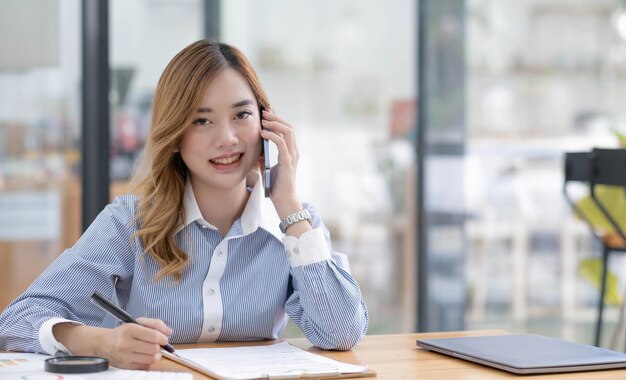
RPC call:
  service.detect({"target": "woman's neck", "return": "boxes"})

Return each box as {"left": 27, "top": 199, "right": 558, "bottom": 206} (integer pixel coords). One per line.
{"left": 191, "top": 181, "right": 250, "bottom": 237}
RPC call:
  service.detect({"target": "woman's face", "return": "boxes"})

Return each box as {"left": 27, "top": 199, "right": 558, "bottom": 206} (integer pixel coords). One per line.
{"left": 179, "top": 68, "right": 262, "bottom": 194}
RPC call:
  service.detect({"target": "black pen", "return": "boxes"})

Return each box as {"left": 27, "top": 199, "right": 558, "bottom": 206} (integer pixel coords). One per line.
{"left": 90, "top": 291, "right": 176, "bottom": 354}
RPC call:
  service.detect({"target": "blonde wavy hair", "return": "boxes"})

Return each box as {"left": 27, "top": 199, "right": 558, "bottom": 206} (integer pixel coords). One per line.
{"left": 130, "top": 40, "right": 270, "bottom": 281}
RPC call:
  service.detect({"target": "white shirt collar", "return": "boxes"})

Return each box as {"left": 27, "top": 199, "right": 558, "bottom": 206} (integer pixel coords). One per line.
{"left": 176, "top": 173, "right": 282, "bottom": 240}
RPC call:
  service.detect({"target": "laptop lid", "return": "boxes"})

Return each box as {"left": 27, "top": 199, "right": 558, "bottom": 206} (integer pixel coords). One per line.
{"left": 416, "top": 334, "right": 626, "bottom": 375}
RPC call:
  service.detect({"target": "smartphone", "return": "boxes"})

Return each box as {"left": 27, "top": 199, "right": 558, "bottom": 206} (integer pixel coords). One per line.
{"left": 260, "top": 106, "right": 271, "bottom": 197}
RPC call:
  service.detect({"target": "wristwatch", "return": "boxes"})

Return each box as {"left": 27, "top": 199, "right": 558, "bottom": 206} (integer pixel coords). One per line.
{"left": 279, "top": 209, "right": 312, "bottom": 233}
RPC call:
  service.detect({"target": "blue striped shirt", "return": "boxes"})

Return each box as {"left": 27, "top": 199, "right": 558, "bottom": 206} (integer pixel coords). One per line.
{"left": 0, "top": 178, "right": 368, "bottom": 354}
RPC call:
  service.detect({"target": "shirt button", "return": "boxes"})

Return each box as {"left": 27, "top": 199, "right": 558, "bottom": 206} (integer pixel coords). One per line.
{"left": 208, "top": 326, "right": 215, "bottom": 333}
{"left": 208, "top": 288, "right": 215, "bottom": 295}
{"left": 217, "top": 250, "right": 223, "bottom": 256}
{"left": 293, "top": 247, "right": 300, "bottom": 254}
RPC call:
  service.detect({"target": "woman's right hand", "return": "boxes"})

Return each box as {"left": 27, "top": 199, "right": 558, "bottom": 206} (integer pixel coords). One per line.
{"left": 53, "top": 317, "right": 172, "bottom": 370}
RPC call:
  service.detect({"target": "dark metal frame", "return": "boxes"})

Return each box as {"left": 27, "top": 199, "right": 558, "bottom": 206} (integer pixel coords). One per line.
{"left": 81, "top": 0, "right": 110, "bottom": 231}
{"left": 416, "top": 0, "right": 428, "bottom": 332}
{"left": 415, "top": 0, "right": 466, "bottom": 332}
{"left": 203, "top": 0, "right": 220, "bottom": 39}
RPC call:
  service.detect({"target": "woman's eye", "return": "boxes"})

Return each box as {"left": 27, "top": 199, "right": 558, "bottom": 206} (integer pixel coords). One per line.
{"left": 193, "top": 118, "right": 211, "bottom": 126}
{"left": 235, "top": 111, "right": 253, "bottom": 120}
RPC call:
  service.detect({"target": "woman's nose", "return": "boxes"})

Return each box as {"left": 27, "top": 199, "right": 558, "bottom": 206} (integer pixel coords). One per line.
{"left": 214, "top": 123, "right": 238, "bottom": 147}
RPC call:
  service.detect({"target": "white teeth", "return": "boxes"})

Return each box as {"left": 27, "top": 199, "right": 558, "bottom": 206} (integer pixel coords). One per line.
{"left": 211, "top": 154, "right": 242, "bottom": 164}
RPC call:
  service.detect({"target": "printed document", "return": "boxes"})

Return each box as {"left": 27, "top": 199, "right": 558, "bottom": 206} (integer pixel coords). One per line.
{"left": 162, "top": 341, "right": 369, "bottom": 379}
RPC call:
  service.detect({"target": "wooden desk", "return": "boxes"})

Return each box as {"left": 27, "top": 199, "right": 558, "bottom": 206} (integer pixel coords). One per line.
{"left": 153, "top": 330, "right": 626, "bottom": 379}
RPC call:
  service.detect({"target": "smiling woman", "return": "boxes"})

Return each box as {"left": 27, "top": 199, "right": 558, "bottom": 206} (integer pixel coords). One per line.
{"left": 131, "top": 41, "right": 272, "bottom": 280}
{"left": 179, "top": 69, "right": 264, "bottom": 232}
{"left": 0, "top": 39, "right": 369, "bottom": 370}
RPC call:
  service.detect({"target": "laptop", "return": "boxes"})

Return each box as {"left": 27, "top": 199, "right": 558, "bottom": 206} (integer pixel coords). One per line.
{"left": 416, "top": 334, "right": 626, "bottom": 374}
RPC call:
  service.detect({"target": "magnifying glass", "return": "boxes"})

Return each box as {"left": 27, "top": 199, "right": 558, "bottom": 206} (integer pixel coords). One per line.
{"left": 45, "top": 356, "right": 109, "bottom": 374}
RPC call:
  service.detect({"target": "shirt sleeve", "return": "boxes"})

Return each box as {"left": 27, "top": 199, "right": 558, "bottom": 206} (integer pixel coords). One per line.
{"left": 0, "top": 196, "right": 138, "bottom": 354}
{"left": 39, "top": 318, "right": 81, "bottom": 355}
{"left": 282, "top": 228, "right": 331, "bottom": 267}
{"left": 282, "top": 203, "right": 369, "bottom": 351}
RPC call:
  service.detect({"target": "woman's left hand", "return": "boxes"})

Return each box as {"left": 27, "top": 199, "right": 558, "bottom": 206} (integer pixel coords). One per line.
{"left": 259, "top": 109, "right": 302, "bottom": 215}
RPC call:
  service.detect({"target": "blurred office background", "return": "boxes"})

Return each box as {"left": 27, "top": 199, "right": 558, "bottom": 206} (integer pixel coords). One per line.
{"left": 3, "top": 0, "right": 626, "bottom": 347}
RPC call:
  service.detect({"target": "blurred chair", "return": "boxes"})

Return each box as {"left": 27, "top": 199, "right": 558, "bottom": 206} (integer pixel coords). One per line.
{"left": 564, "top": 149, "right": 626, "bottom": 348}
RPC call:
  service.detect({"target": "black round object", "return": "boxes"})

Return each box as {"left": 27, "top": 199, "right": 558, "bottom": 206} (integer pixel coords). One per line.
{"left": 44, "top": 356, "right": 109, "bottom": 374}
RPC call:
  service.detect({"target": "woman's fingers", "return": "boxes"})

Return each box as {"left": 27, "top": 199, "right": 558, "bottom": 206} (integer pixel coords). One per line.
{"left": 259, "top": 110, "right": 301, "bottom": 203}
{"left": 260, "top": 128, "right": 293, "bottom": 167}
{"left": 262, "top": 111, "right": 296, "bottom": 142}
{"left": 136, "top": 317, "right": 173, "bottom": 337}
{"left": 102, "top": 320, "right": 170, "bottom": 369}
{"left": 128, "top": 352, "right": 162, "bottom": 369}
{"left": 262, "top": 109, "right": 290, "bottom": 127}
{"left": 261, "top": 113, "right": 298, "bottom": 161}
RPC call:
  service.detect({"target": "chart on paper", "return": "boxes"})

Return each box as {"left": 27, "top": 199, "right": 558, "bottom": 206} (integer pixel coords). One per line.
{"left": 0, "top": 353, "right": 47, "bottom": 375}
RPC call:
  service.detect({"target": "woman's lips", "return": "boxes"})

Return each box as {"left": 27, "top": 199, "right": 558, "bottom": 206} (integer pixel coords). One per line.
{"left": 209, "top": 153, "right": 243, "bottom": 170}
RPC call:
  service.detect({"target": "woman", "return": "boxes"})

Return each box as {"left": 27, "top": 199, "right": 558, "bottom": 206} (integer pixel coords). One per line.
{"left": 0, "top": 40, "right": 368, "bottom": 370}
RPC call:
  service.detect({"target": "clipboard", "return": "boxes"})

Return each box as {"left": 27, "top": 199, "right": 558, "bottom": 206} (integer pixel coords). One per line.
{"left": 161, "top": 342, "right": 376, "bottom": 380}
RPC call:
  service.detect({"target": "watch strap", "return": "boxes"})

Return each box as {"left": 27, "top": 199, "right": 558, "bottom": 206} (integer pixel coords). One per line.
{"left": 279, "top": 209, "right": 312, "bottom": 233}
